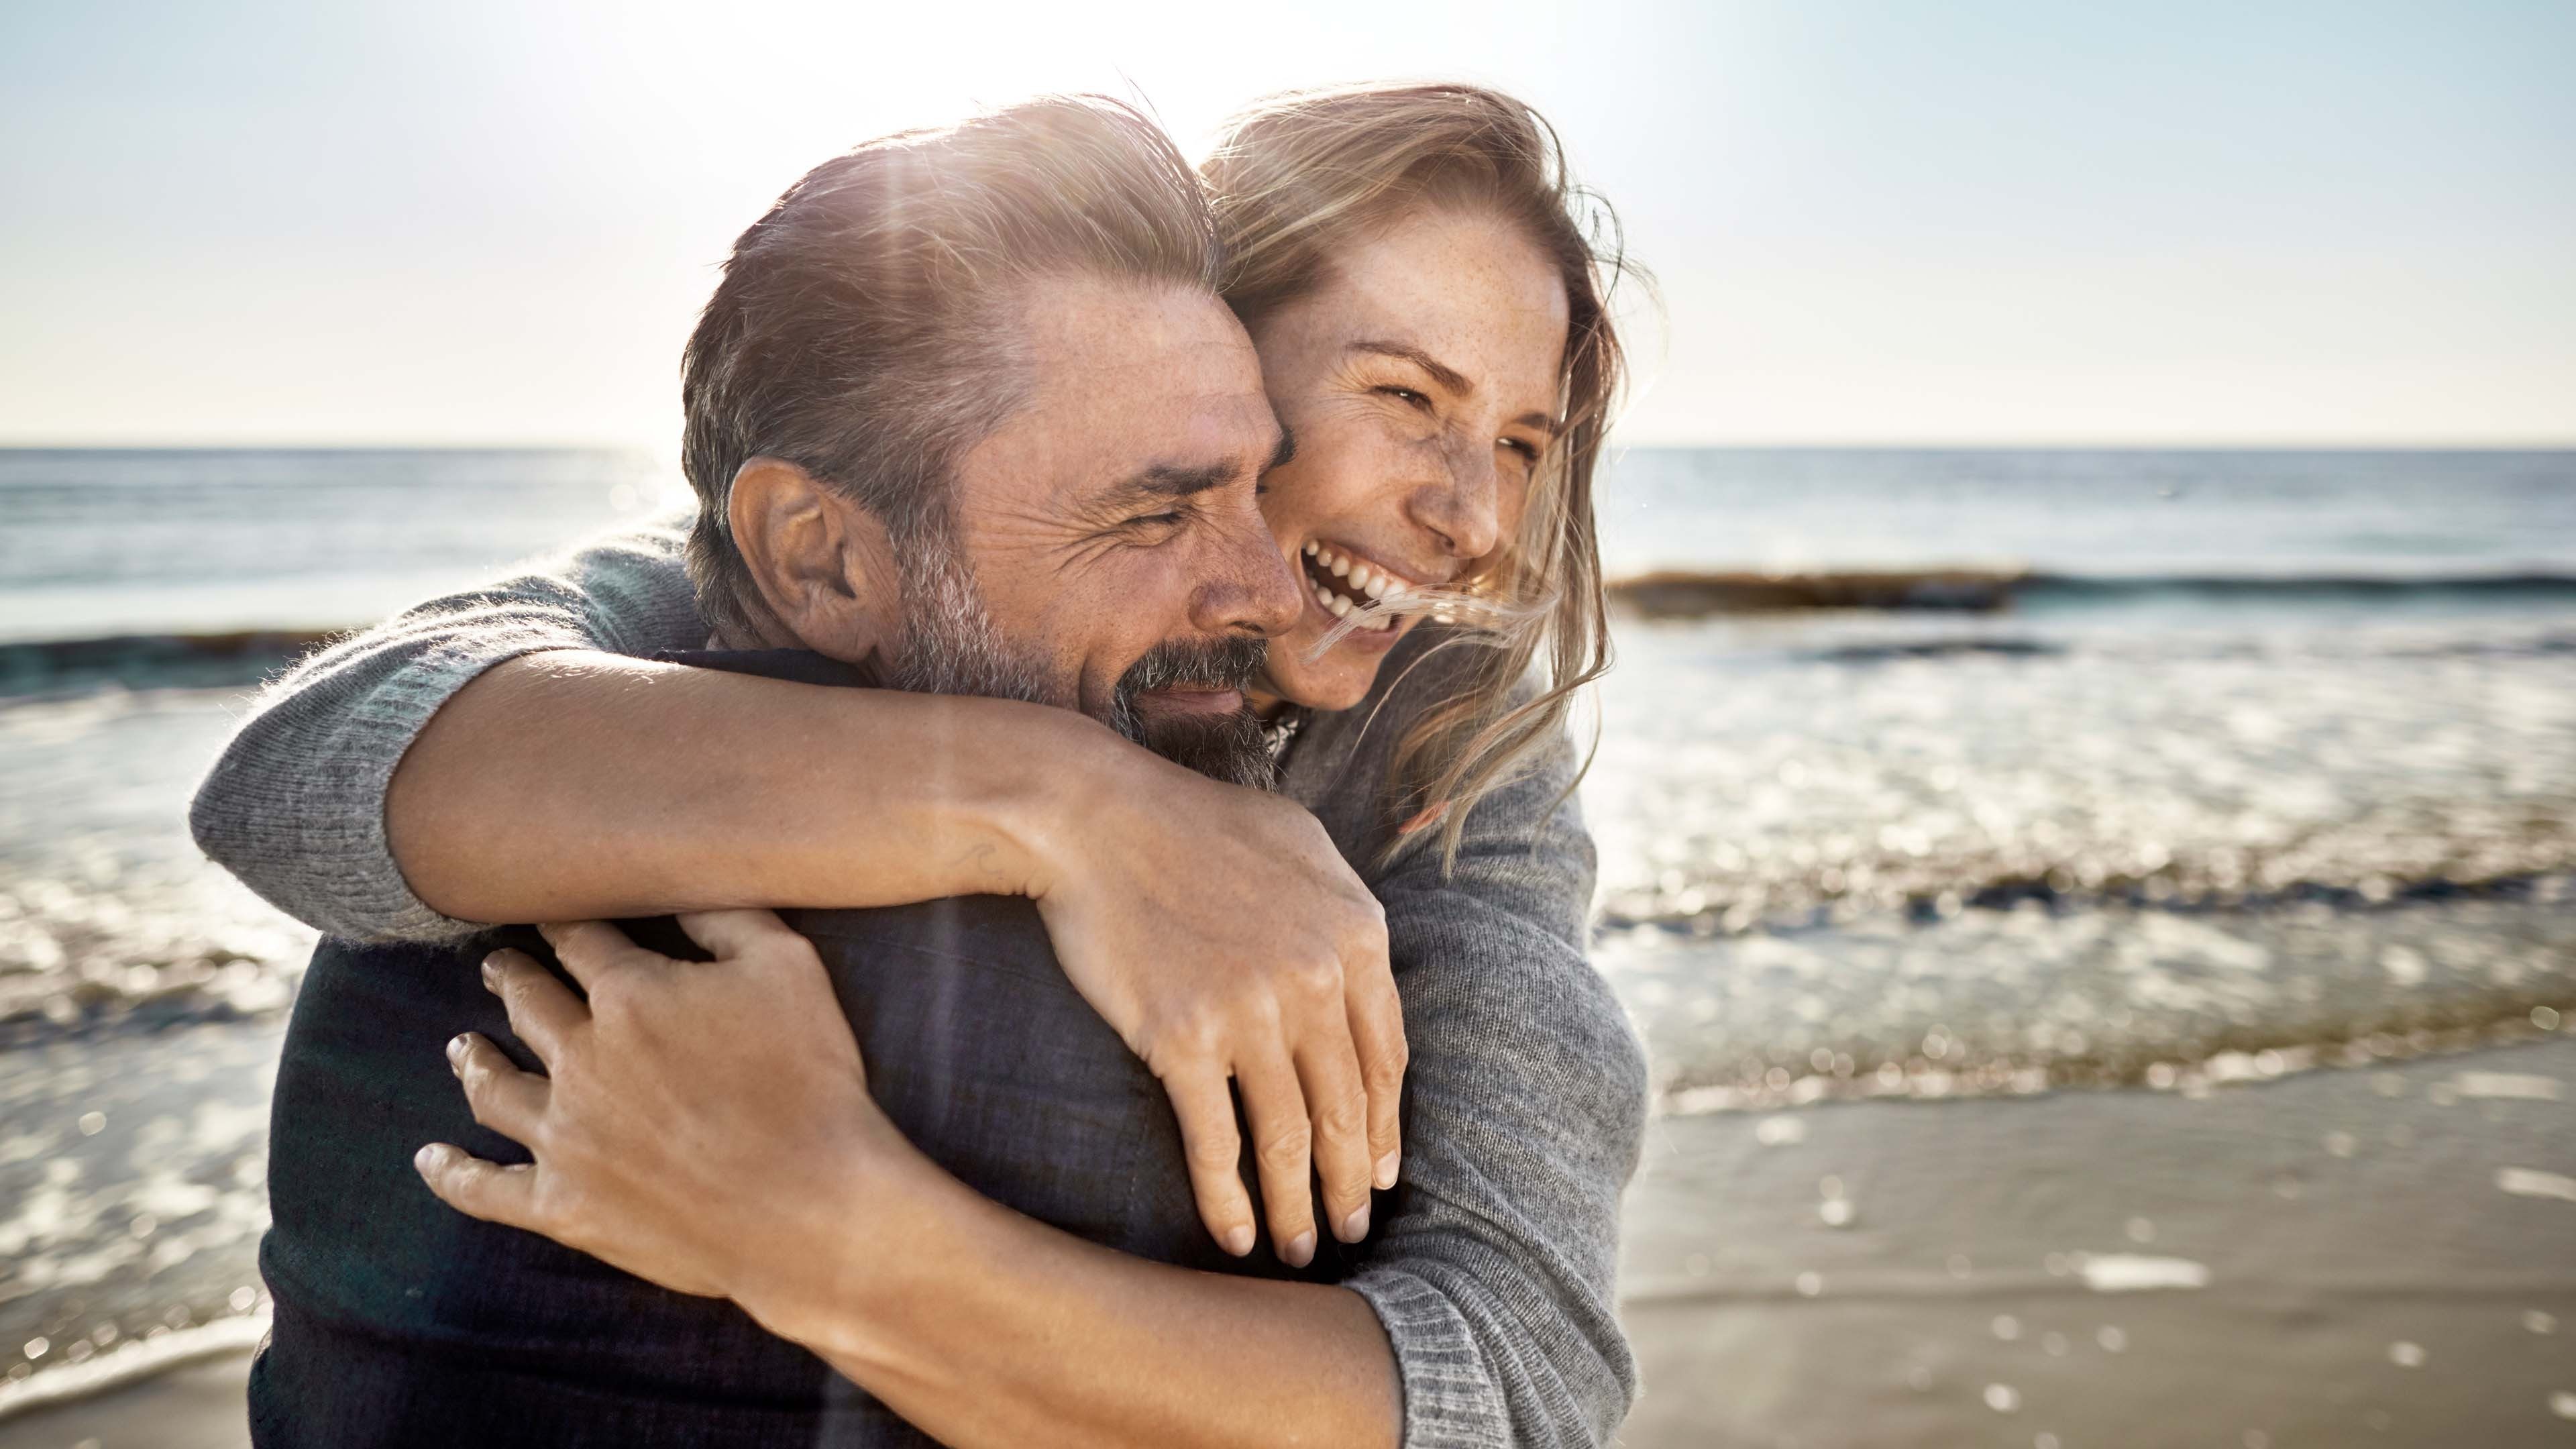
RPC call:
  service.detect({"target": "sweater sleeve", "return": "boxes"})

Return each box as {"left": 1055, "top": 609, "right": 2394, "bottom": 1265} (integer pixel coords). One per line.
{"left": 1342, "top": 727, "right": 1650, "bottom": 1449}
{"left": 188, "top": 513, "right": 706, "bottom": 943}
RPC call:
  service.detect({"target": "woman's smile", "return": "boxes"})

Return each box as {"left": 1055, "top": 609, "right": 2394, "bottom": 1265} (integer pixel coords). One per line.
{"left": 1297, "top": 538, "right": 1424, "bottom": 647}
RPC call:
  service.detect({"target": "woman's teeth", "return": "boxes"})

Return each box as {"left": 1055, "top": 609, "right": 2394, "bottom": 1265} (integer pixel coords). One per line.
{"left": 1300, "top": 541, "right": 1408, "bottom": 631}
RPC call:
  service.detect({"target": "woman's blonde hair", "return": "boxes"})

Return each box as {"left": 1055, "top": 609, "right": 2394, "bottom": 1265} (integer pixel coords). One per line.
{"left": 1204, "top": 83, "right": 1641, "bottom": 867}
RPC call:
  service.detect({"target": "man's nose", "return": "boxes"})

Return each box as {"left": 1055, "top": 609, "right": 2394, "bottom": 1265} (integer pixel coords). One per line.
{"left": 1410, "top": 439, "right": 1504, "bottom": 563}
{"left": 1191, "top": 504, "right": 1305, "bottom": 640}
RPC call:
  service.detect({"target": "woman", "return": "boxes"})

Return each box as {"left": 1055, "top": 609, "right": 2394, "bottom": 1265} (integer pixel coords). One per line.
{"left": 197, "top": 84, "right": 1646, "bottom": 1446}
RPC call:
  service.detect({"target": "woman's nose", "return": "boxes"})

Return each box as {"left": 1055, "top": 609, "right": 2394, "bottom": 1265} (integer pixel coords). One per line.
{"left": 1409, "top": 440, "right": 1503, "bottom": 561}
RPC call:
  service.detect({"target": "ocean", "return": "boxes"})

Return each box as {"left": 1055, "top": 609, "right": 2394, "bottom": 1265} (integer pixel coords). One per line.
{"left": 2, "top": 446, "right": 2573, "bottom": 1426}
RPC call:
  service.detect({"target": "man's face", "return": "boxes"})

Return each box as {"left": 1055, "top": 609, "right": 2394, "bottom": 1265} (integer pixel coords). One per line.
{"left": 898, "top": 275, "right": 1303, "bottom": 781}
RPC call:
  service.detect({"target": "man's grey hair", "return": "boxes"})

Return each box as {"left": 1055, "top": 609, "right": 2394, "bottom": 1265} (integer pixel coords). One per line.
{"left": 678, "top": 95, "right": 1224, "bottom": 642}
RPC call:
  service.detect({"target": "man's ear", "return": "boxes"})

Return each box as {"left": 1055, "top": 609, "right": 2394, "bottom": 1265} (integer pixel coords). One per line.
{"left": 726, "top": 458, "right": 897, "bottom": 662}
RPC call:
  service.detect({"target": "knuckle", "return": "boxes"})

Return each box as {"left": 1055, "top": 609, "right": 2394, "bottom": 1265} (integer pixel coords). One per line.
{"left": 1314, "top": 1091, "right": 1366, "bottom": 1139}
{"left": 1255, "top": 1124, "right": 1310, "bottom": 1169}
{"left": 586, "top": 985, "right": 630, "bottom": 1030}
{"left": 1287, "top": 957, "right": 1343, "bottom": 1003}
{"left": 1342, "top": 916, "right": 1389, "bottom": 961}
{"left": 756, "top": 934, "right": 820, "bottom": 971}
{"left": 1220, "top": 989, "right": 1281, "bottom": 1035}
{"left": 1185, "top": 1132, "right": 1242, "bottom": 1171}
{"left": 1150, "top": 1006, "right": 1226, "bottom": 1062}
{"left": 1366, "top": 1036, "right": 1411, "bottom": 1081}
{"left": 535, "top": 1168, "right": 581, "bottom": 1215}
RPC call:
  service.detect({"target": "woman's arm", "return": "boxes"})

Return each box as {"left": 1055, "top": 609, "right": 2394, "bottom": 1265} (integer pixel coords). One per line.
{"left": 382, "top": 648, "right": 1157, "bottom": 923}
{"left": 423, "top": 914, "right": 1400, "bottom": 1449}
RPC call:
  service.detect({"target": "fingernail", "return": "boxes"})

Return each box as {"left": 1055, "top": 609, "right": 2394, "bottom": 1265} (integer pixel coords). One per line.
{"left": 1341, "top": 1204, "right": 1371, "bottom": 1242}
{"left": 445, "top": 1034, "right": 469, "bottom": 1070}
{"left": 1224, "top": 1225, "right": 1254, "bottom": 1257}
{"left": 1375, "top": 1150, "right": 1400, "bottom": 1189}
{"left": 480, "top": 955, "right": 502, "bottom": 991}
{"left": 1284, "top": 1230, "right": 1316, "bottom": 1268}
{"left": 413, "top": 1143, "right": 443, "bottom": 1173}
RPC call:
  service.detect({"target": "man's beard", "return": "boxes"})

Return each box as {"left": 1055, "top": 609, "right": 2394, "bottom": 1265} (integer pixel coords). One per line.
{"left": 1100, "top": 633, "right": 1272, "bottom": 789}
{"left": 883, "top": 539, "right": 1275, "bottom": 789}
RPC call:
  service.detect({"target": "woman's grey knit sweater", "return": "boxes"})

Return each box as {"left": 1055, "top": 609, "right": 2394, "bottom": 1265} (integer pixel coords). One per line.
{"left": 189, "top": 515, "right": 1650, "bottom": 1449}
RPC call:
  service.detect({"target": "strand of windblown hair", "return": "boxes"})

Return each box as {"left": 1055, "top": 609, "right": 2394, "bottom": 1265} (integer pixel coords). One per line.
{"left": 1300, "top": 584, "right": 1555, "bottom": 661}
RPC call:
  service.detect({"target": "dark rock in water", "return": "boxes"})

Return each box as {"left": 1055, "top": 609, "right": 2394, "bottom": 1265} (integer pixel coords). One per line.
{"left": 1608, "top": 569, "right": 2023, "bottom": 616}
{"left": 0, "top": 631, "right": 339, "bottom": 698}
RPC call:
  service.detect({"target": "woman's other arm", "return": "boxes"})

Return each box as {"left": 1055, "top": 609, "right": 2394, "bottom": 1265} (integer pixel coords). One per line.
{"left": 1340, "top": 726, "right": 1650, "bottom": 1448}
{"left": 427, "top": 914, "right": 1401, "bottom": 1449}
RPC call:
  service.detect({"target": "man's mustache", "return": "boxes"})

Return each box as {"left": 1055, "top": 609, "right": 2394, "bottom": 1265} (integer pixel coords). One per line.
{"left": 1116, "top": 635, "right": 1267, "bottom": 702}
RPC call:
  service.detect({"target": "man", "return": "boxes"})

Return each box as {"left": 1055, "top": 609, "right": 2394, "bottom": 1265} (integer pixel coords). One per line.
{"left": 224, "top": 96, "right": 1641, "bottom": 1448}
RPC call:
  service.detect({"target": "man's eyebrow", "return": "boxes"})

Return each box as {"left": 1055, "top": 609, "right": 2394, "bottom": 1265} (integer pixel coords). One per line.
{"left": 1118, "top": 461, "right": 1239, "bottom": 501}
{"left": 1354, "top": 341, "right": 1564, "bottom": 436}
{"left": 1110, "top": 427, "right": 1291, "bottom": 506}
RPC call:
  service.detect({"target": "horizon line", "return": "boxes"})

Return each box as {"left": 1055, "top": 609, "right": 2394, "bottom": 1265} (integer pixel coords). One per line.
{"left": 3, "top": 437, "right": 2572, "bottom": 455}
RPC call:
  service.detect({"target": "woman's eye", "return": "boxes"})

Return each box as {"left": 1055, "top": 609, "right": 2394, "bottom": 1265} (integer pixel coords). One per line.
{"left": 1501, "top": 438, "right": 1542, "bottom": 464}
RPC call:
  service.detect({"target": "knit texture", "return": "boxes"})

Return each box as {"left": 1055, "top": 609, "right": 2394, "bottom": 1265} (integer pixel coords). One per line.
{"left": 189, "top": 513, "right": 704, "bottom": 941}
{"left": 189, "top": 519, "right": 1648, "bottom": 1446}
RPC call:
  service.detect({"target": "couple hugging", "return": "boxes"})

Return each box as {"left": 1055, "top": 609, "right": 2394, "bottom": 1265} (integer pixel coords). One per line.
{"left": 193, "top": 83, "right": 1648, "bottom": 1448}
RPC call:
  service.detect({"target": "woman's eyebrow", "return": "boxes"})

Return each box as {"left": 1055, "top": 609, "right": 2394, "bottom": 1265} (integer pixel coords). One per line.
{"left": 1350, "top": 340, "right": 1473, "bottom": 396}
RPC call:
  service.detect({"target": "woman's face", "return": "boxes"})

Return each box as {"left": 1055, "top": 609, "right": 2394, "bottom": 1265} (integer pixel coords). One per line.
{"left": 1245, "top": 206, "right": 1571, "bottom": 712}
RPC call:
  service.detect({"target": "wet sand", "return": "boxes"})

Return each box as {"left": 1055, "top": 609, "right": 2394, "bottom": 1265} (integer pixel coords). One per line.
{"left": 7, "top": 1035, "right": 2569, "bottom": 1448}
{"left": 0, "top": 1348, "right": 250, "bottom": 1448}
{"left": 1619, "top": 1034, "right": 2576, "bottom": 1447}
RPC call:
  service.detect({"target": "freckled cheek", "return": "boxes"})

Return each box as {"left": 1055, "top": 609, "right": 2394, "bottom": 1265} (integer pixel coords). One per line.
{"left": 1301, "top": 433, "right": 1427, "bottom": 523}
{"left": 1497, "top": 470, "right": 1536, "bottom": 542}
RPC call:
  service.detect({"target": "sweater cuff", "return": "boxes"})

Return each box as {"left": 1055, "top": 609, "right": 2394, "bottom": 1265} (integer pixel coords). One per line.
{"left": 1349, "top": 1269, "right": 1510, "bottom": 1449}
{"left": 313, "top": 635, "right": 582, "bottom": 943}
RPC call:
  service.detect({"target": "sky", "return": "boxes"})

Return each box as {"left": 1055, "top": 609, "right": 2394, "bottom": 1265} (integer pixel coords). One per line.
{"left": 1, "top": 0, "right": 2569, "bottom": 449}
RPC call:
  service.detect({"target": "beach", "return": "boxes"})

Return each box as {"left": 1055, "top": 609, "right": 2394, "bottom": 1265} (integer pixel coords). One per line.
{"left": 3, "top": 445, "right": 2571, "bottom": 1443}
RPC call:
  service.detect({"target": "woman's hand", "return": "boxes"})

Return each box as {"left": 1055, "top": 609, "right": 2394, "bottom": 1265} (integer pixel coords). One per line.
{"left": 1017, "top": 741, "right": 1405, "bottom": 1269}
{"left": 422, "top": 909, "right": 1405, "bottom": 1449}
{"left": 415, "top": 912, "right": 909, "bottom": 1306}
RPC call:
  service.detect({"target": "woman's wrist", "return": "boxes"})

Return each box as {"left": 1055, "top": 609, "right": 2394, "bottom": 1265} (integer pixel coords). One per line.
{"left": 985, "top": 706, "right": 1160, "bottom": 904}
{"left": 728, "top": 1126, "right": 986, "bottom": 1381}
{"left": 796, "top": 690, "right": 1101, "bottom": 905}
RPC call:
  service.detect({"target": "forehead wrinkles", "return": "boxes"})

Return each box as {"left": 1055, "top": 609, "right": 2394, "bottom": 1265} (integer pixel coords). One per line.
{"left": 1319, "top": 230, "right": 1568, "bottom": 412}
{"left": 963, "top": 284, "right": 1263, "bottom": 505}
